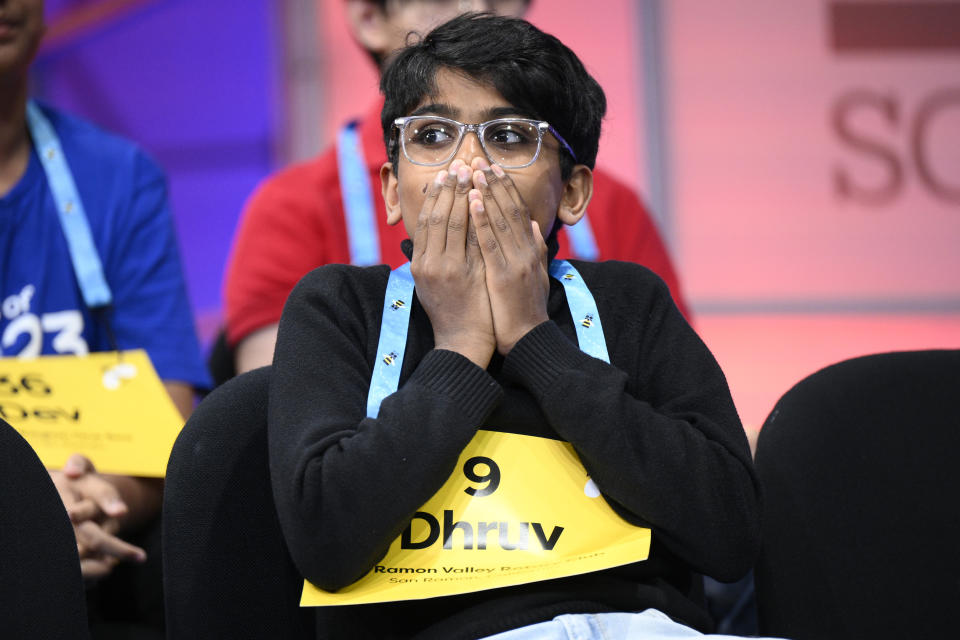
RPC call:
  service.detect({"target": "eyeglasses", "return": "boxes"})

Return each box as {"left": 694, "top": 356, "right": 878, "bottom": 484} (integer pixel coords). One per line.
{"left": 392, "top": 116, "right": 577, "bottom": 169}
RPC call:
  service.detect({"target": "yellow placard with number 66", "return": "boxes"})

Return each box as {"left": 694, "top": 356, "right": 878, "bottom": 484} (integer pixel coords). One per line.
{"left": 0, "top": 349, "right": 184, "bottom": 477}
{"left": 301, "top": 429, "right": 651, "bottom": 606}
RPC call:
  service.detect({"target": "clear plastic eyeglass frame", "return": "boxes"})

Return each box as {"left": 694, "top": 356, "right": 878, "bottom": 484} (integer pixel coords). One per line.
{"left": 392, "top": 115, "right": 578, "bottom": 169}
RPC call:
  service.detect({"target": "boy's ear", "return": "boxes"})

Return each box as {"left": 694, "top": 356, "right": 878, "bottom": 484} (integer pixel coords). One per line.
{"left": 344, "top": 0, "right": 393, "bottom": 56}
{"left": 556, "top": 165, "right": 593, "bottom": 226}
{"left": 381, "top": 162, "right": 403, "bottom": 226}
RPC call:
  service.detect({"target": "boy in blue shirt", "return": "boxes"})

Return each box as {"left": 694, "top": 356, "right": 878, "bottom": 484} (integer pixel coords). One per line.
{"left": 1, "top": 0, "right": 209, "bottom": 632}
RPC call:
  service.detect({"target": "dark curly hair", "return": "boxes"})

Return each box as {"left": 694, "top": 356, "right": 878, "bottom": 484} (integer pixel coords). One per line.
{"left": 380, "top": 13, "right": 606, "bottom": 180}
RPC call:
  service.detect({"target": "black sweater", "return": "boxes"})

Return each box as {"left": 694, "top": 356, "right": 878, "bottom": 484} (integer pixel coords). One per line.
{"left": 268, "top": 257, "right": 761, "bottom": 639}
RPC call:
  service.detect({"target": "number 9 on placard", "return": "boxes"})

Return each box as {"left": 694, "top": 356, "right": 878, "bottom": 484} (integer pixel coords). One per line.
{"left": 463, "top": 456, "right": 500, "bottom": 497}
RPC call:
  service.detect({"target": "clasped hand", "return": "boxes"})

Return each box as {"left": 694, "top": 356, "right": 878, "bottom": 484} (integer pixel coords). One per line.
{"left": 410, "top": 157, "right": 550, "bottom": 368}
{"left": 49, "top": 453, "right": 147, "bottom": 581}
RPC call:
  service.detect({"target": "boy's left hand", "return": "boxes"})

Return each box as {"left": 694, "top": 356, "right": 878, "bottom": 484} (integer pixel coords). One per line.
{"left": 469, "top": 158, "right": 550, "bottom": 355}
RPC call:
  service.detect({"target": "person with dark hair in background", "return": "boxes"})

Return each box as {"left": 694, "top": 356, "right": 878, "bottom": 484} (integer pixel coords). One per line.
{"left": 269, "top": 14, "right": 764, "bottom": 639}
{"left": 1, "top": 0, "right": 210, "bottom": 635}
{"left": 222, "top": 0, "right": 690, "bottom": 378}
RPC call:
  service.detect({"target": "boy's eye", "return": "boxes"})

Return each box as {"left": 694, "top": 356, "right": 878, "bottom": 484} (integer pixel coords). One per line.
{"left": 410, "top": 123, "right": 456, "bottom": 147}
{"left": 485, "top": 122, "right": 535, "bottom": 148}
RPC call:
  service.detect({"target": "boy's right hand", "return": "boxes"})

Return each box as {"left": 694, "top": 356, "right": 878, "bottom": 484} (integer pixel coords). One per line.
{"left": 410, "top": 159, "right": 496, "bottom": 368}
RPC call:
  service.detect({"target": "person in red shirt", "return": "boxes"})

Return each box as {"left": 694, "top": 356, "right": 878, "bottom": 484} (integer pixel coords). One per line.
{"left": 223, "top": 0, "right": 690, "bottom": 374}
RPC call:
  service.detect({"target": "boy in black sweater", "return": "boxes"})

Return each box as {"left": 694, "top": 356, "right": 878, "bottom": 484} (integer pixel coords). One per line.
{"left": 269, "top": 13, "right": 761, "bottom": 639}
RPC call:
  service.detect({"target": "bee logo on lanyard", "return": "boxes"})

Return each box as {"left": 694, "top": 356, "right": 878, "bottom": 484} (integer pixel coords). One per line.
{"left": 581, "top": 314, "right": 594, "bottom": 329}
{"left": 390, "top": 299, "right": 406, "bottom": 311}
{"left": 383, "top": 351, "right": 399, "bottom": 366}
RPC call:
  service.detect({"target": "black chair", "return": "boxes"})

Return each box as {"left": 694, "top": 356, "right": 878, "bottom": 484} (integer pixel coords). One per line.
{"left": 0, "top": 419, "right": 90, "bottom": 639}
{"left": 162, "top": 366, "right": 314, "bottom": 638}
{"left": 754, "top": 349, "right": 960, "bottom": 639}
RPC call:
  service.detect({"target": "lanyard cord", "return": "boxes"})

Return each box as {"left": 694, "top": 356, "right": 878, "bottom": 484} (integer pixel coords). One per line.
{"left": 563, "top": 212, "right": 599, "bottom": 261}
{"left": 26, "top": 101, "right": 119, "bottom": 357}
{"left": 337, "top": 121, "right": 381, "bottom": 266}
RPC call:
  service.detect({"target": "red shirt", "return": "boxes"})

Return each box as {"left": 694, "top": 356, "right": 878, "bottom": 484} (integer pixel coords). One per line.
{"left": 224, "top": 100, "right": 690, "bottom": 346}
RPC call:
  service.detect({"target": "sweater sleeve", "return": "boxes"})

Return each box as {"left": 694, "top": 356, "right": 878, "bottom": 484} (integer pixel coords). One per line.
{"left": 268, "top": 267, "right": 503, "bottom": 591}
{"left": 500, "top": 272, "right": 760, "bottom": 582}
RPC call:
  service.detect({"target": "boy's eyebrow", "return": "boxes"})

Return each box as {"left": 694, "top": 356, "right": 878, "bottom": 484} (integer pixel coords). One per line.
{"left": 409, "top": 103, "right": 457, "bottom": 118}
{"left": 484, "top": 106, "right": 528, "bottom": 120}
{"left": 407, "top": 104, "right": 529, "bottom": 121}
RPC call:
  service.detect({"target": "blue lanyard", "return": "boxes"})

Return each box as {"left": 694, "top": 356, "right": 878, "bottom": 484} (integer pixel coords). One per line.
{"left": 26, "top": 101, "right": 113, "bottom": 309}
{"left": 561, "top": 213, "right": 599, "bottom": 261}
{"left": 337, "top": 121, "right": 381, "bottom": 266}
{"left": 366, "top": 260, "right": 608, "bottom": 418}
{"left": 547, "top": 259, "right": 609, "bottom": 362}
{"left": 366, "top": 262, "right": 415, "bottom": 418}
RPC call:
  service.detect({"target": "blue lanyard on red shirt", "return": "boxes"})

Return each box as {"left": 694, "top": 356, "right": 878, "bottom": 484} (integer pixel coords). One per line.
{"left": 336, "top": 120, "right": 601, "bottom": 265}
{"left": 337, "top": 121, "right": 381, "bottom": 266}
{"left": 563, "top": 212, "right": 599, "bottom": 261}
{"left": 366, "top": 260, "right": 609, "bottom": 418}
{"left": 26, "top": 101, "right": 113, "bottom": 309}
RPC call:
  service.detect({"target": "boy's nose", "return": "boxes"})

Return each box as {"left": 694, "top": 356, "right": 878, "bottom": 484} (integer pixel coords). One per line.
{"left": 454, "top": 130, "right": 486, "bottom": 166}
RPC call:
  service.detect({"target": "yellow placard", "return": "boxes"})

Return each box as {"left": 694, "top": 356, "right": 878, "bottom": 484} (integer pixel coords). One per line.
{"left": 301, "top": 430, "right": 651, "bottom": 606}
{"left": 0, "top": 349, "right": 184, "bottom": 477}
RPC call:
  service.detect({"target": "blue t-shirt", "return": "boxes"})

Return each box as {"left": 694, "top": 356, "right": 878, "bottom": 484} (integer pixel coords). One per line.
{"left": 0, "top": 103, "right": 211, "bottom": 389}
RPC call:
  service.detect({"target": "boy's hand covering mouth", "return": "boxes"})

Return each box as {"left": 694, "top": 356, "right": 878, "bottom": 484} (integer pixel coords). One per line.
{"left": 468, "top": 157, "right": 550, "bottom": 355}
{"left": 410, "top": 158, "right": 497, "bottom": 369}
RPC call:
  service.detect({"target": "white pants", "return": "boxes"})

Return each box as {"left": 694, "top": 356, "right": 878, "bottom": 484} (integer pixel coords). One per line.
{"left": 479, "top": 609, "right": 788, "bottom": 640}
